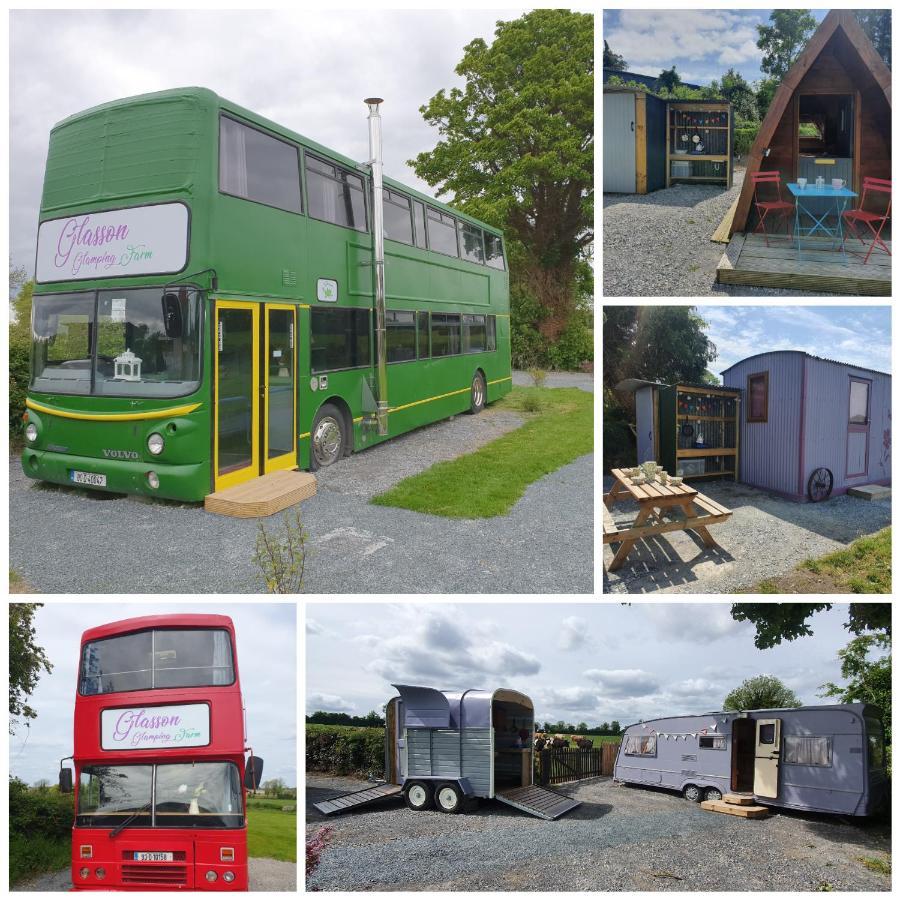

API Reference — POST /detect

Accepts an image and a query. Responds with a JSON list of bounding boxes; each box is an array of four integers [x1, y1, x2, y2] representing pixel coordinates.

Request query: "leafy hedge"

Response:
[[306, 725, 385, 776], [733, 125, 760, 157], [9, 779, 74, 884]]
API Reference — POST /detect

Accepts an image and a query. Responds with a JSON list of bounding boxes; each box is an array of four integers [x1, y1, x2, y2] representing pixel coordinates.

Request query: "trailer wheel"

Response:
[[683, 784, 702, 802], [703, 787, 723, 802], [403, 781, 433, 811], [469, 371, 486, 414], [435, 783, 463, 813]]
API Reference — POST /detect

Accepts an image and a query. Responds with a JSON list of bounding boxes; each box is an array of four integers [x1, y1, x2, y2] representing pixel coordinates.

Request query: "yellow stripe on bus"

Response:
[[26, 399, 202, 422]]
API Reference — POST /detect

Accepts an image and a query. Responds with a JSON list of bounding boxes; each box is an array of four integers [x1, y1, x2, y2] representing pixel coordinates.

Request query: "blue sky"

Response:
[[603, 8, 828, 85], [307, 603, 863, 727], [10, 603, 297, 788], [697, 306, 892, 378]]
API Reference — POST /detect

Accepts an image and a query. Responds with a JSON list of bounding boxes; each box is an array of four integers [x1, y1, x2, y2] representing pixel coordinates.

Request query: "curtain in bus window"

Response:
[[783, 735, 832, 767], [413, 201, 427, 249], [306, 156, 367, 231], [220, 117, 249, 197], [486, 315, 497, 352], [463, 314, 486, 353], [430, 313, 461, 357]]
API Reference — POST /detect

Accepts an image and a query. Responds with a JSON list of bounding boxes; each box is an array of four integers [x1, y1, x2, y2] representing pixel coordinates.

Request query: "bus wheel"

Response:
[[469, 372, 486, 413], [703, 787, 722, 802], [311, 404, 345, 470], [404, 781, 434, 811], [683, 784, 702, 802], [435, 783, 463, 813]]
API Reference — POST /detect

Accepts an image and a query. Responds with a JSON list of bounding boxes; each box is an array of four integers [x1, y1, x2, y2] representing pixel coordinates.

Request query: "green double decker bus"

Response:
[[23, 87, 511, 501]]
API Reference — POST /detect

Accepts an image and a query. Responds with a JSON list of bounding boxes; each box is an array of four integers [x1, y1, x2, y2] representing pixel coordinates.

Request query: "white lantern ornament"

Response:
[[114, 348, 142, 381]]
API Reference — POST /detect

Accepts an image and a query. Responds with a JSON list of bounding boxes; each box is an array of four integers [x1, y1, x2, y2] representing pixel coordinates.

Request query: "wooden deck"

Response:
[[716, 232, 891, 295], [204, 469, 317, 518]]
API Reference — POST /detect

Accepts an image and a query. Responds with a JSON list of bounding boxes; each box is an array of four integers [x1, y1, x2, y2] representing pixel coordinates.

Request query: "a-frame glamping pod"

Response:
[[717, 10, 891, 295]]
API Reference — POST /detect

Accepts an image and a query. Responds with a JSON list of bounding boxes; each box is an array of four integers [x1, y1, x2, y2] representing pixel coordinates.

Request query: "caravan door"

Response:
[[753, 718, 781, 798], [384, 698, 406, 784]]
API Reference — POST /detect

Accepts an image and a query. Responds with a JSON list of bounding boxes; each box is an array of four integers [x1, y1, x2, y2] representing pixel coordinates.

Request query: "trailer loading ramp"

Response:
[[312, 783, 403, 816], [495, 785, 581, 820]]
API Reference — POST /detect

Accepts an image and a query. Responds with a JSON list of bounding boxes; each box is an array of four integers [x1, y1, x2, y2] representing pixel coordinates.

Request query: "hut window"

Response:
[[849, 379, 870, 424], [783, 735, 832, 767], [698, 735, 726, 750], [623, 734, 656, 757], [747, 371, 768, 423]]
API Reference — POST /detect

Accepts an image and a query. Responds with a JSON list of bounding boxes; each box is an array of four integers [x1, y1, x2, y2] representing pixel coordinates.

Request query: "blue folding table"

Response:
[[787, 182, 857, 265]]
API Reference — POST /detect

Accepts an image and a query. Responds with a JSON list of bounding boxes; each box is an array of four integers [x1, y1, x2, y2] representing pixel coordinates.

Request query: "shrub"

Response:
[[546, 306, 594, 370], [306, 725, 385, 776], [733, 125, 760, 157], [10, 334, 30, 436], [9, 778, 74, 885], [253, 508, 308, 593]]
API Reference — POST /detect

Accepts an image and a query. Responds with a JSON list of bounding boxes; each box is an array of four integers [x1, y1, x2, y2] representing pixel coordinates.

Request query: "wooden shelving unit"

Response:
[[666, 102, 733, 188], [672, 385, 740, 481]]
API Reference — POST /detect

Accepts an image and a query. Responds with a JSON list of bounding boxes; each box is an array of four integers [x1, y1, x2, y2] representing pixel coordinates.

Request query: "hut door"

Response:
[[846, 377, 870, 478], [635, 387, 657, 464], [603, 93, 636, 193], [384, 698, 401, 784], [753, 719, 781, 798]]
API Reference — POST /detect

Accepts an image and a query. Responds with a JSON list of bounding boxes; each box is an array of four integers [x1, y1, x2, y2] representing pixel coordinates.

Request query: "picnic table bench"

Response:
[[603, 468, 733, 572]]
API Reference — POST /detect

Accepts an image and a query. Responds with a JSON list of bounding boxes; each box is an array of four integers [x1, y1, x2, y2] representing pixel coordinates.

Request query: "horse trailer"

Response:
[[614, 703, 887, 816], [313, 684, 581, 820]]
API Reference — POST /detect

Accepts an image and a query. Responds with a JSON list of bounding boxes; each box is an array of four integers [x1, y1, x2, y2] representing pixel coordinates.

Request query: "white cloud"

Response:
[[558, 616, 589, 651], [646, 604, 750, 644], [307, 693, 354, 713], [583, 668, 660, 697]]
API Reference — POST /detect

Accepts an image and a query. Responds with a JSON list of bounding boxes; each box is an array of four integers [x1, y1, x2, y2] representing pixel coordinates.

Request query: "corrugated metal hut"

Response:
[[603, 87, 667, 194], [730, 10, 891, 235], [721, 350, 891, 500]]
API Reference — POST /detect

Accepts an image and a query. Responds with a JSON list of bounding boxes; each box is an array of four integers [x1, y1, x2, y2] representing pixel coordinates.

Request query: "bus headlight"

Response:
[[147, 433, 165, 455], [147, 471, 160, 490], [205, 871, 218, 882], [79, 868, 90, 880], [223, 872, 235, 883], [25, 423, 37, 442], [95, 867, 106, 880]]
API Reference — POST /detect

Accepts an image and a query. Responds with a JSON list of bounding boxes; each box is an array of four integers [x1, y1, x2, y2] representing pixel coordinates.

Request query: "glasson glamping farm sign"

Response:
[[101, 702, 210, 750], [35, 202, 189, 282]]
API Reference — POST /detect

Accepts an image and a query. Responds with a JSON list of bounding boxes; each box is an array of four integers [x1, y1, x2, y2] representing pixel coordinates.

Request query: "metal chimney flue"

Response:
[[365, 97, 388, 436]]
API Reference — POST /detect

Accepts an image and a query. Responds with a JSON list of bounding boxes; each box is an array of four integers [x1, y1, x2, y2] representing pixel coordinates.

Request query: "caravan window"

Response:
[[699, 735, 726, 750], [783, 735, 832, 767], [747, 371, 768, 422], [758, 723, 776, 745], [865, 717, 885, 771], [623, 734, 656, 757]]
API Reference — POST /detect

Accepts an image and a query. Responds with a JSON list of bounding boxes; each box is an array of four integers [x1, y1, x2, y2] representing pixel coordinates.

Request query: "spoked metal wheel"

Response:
[[469, 371, 486, 413], [704, 787, 723, 802], [311, 403, 345, 469], [683, 784, 702, 803], [807, 467, 834, 502]]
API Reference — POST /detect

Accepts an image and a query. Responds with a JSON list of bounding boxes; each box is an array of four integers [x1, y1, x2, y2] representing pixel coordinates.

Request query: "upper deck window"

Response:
[[426, 207, 459, 257], [79, 628, 235, 695], [458, 221, 485, 264], [219, 116, 302, 214], [383, 189, 413, 245], [305, 154, 367, 232], [412, 201, 427, 249], [484, 232, 506, 270]]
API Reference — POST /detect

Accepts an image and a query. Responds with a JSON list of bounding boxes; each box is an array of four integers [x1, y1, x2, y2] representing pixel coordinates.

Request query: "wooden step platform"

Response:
[[701, 798, 770, 818], [716, 232, 891, 295], [204, 469, 317, 518], [848, 484, 891, 501], [723, 793, 756, 805]]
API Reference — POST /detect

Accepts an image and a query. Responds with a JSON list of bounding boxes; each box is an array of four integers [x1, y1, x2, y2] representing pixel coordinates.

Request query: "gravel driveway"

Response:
[[13, 858, 296, 891], [306, 774, 890, 892], [9, 373, 593, 594], [603, 478, 890, 594], [602, 167, 839, 297]]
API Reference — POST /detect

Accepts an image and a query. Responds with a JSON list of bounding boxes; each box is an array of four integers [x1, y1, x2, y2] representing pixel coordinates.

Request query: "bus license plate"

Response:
[[133, 852, 173, 862], [70, 470, 107, 487]]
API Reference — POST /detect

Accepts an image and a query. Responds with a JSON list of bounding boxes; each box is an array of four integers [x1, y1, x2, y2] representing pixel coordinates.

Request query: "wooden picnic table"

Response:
[[603, 468, 733, 572]]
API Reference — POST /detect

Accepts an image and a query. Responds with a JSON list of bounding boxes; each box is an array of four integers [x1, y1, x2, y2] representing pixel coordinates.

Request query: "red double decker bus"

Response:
[[59, 614, 263, 891]]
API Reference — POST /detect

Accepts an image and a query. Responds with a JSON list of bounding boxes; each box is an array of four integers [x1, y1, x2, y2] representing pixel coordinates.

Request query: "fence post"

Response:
[[539, 749, 549, 786]]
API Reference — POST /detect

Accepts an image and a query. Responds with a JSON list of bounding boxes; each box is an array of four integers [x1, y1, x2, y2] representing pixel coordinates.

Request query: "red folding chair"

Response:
[[842, 177, 891, 264], [750, 171, 794, 247]]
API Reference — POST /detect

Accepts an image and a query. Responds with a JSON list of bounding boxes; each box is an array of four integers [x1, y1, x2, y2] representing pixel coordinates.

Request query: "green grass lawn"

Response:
[[750, 527, 891, 594], [247, 805, 296, 863], [9, 833, 71, 886], [372, 386, 593, 518]]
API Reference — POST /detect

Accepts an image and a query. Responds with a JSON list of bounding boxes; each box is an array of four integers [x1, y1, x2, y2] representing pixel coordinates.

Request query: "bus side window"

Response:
[[310, 308, 372, 373], [385, 310, 416, 362], [427, 207, 459, 257], [484, 233, 505, 270], [413, 201, 427, 250], [462, 314, 486, 353], [383, 190, 413, 245], [416, 311, 429, 358], [486, 315, 497, 352], [305, 154, 368, 232], [458, 222, 485, 264], [431, 313, 461, 357]]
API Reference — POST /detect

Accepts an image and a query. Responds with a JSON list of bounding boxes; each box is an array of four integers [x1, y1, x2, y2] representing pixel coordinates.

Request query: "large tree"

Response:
[[723, 675, 802, 711], [756, 9, 817, 80], [9, 604, 52, 734], [412, 9, 593, 341], [711, 68, 758, 122], [731, 603, 890, 649], [657, 65, 682, 92], [603, 39, 627, 71]]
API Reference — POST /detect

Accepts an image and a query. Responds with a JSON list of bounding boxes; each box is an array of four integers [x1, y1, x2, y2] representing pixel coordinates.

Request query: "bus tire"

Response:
[[683, 784, 702, 802], [469, 371, 486, 414], [404, 781, 434, 811], [310, 403, 346, 470], [434, 782, 463, 813]]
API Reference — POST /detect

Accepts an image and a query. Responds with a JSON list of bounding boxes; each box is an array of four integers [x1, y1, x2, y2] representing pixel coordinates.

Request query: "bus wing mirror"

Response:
[[59, 768, 74, 794], [245, 756, 264, 790], [161, 292, 183, 338]]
